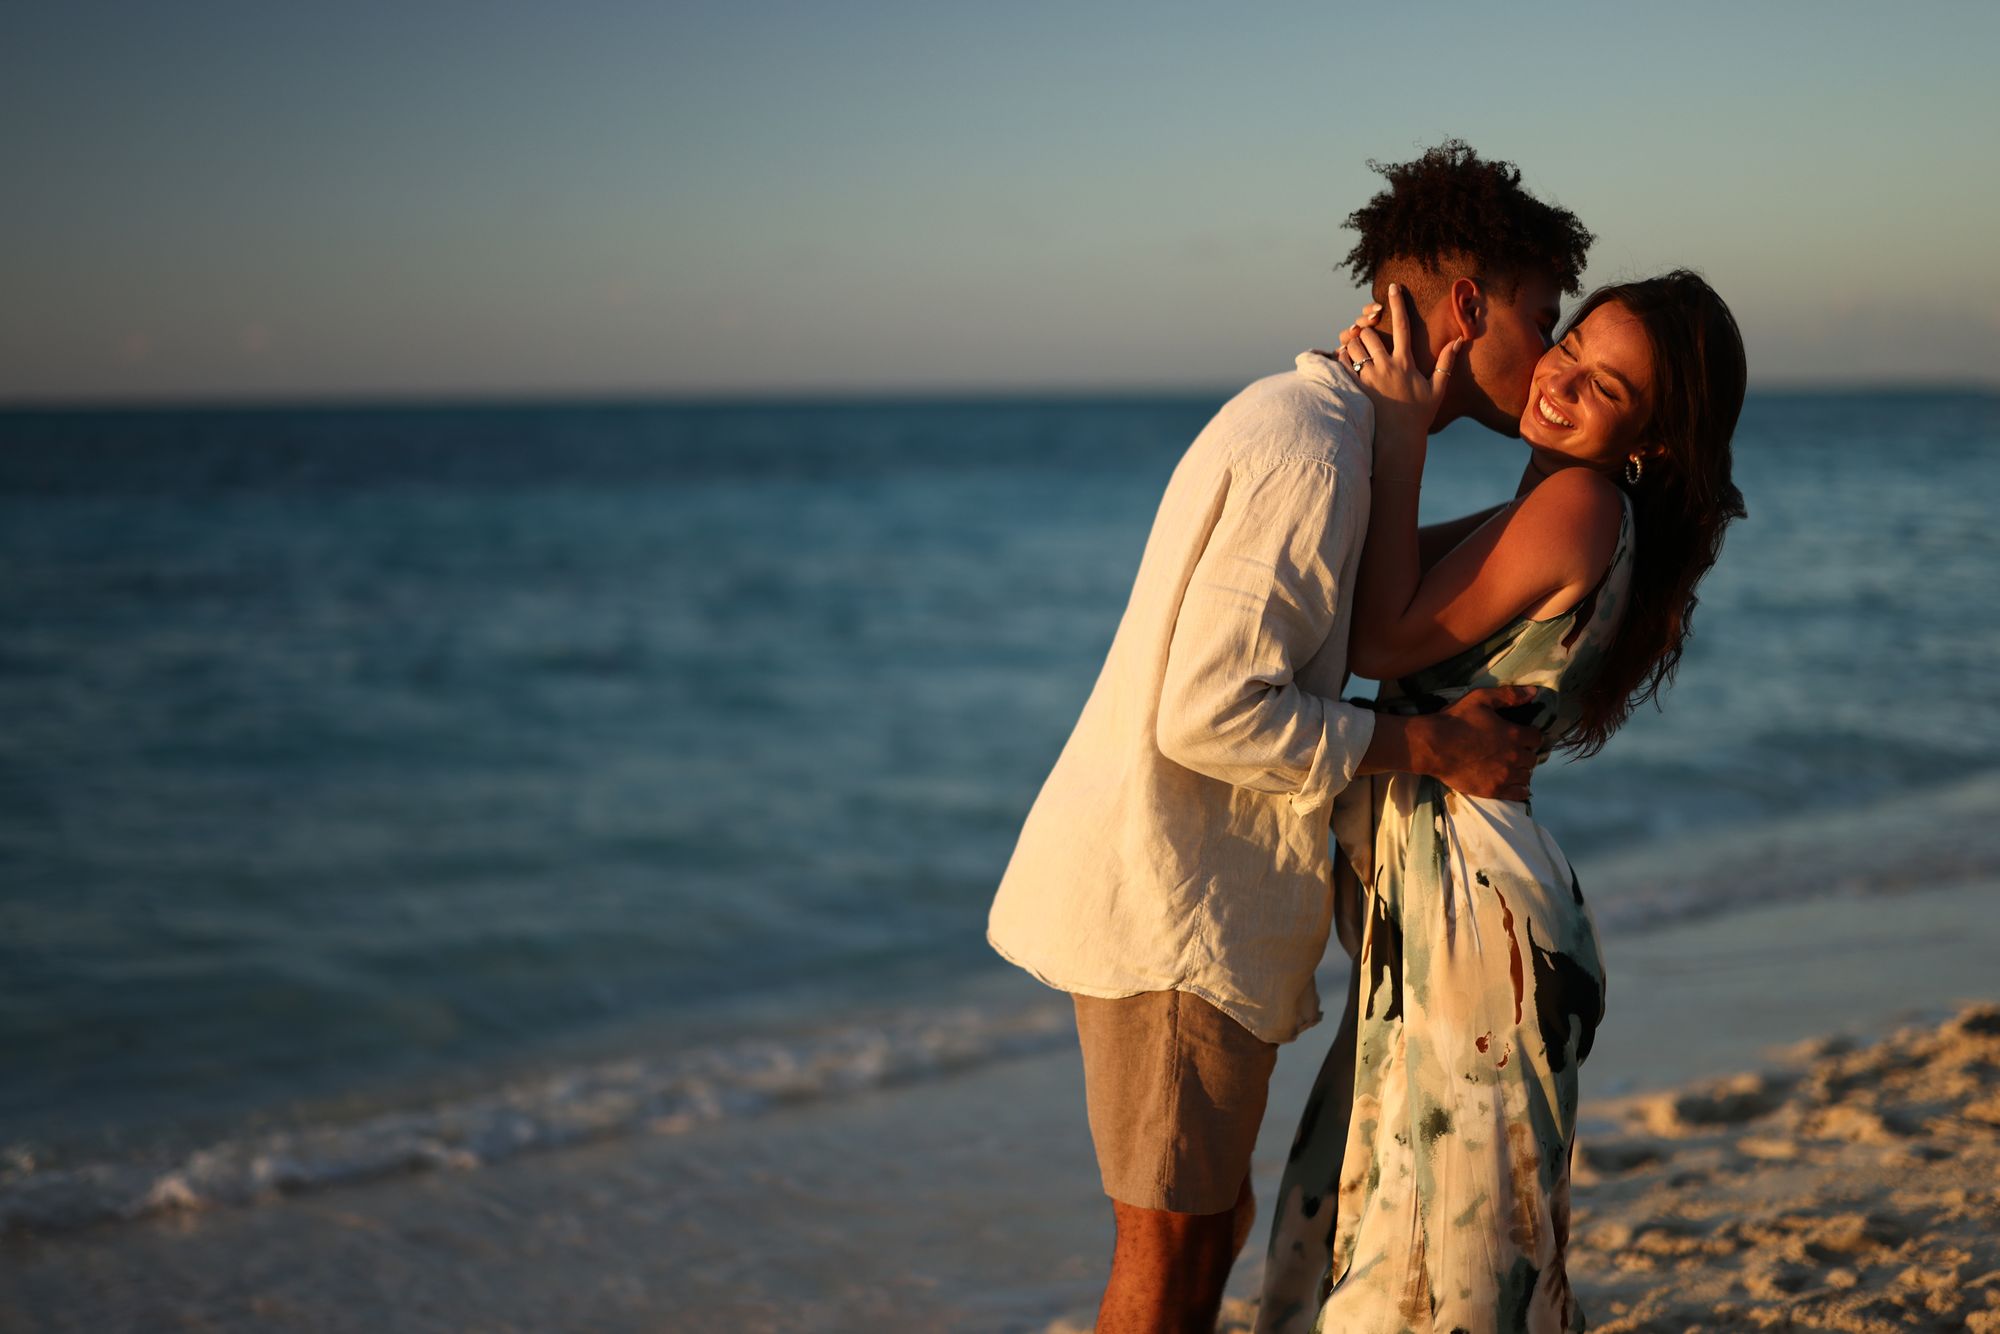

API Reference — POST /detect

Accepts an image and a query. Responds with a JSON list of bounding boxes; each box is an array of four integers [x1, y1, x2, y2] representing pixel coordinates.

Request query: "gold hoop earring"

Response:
[[1624, 453, 1644, 485]]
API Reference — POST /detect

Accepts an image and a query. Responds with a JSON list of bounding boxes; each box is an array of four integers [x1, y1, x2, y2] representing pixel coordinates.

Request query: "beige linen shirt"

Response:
[[987, 352, 1378, 1044]]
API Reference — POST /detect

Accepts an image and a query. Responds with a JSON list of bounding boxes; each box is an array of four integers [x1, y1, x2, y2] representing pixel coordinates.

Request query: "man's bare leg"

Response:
[[1095, 1174, 1256, 1333]]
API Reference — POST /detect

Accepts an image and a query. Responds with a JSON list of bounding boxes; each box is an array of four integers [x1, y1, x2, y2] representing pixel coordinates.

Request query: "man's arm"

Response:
[[1357, 695, 1543, 803], [1153, 454, 1376, 817], [1152, 452, 1540, 809]]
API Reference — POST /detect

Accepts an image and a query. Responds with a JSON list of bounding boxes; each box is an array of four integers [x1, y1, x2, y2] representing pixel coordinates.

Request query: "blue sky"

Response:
[[2, 1, 1995, 402]]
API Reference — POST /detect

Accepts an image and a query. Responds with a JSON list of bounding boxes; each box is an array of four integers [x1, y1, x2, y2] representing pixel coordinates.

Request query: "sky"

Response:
[[2, 0, 1996, 403]]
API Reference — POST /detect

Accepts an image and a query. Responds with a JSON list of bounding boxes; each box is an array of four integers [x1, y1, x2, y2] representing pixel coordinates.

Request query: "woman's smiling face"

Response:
[[1519, 301, 1658, 469]]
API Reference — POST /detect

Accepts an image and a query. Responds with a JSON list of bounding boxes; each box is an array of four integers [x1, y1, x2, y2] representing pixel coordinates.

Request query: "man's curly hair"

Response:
[[1342, 139, 1594, 297]]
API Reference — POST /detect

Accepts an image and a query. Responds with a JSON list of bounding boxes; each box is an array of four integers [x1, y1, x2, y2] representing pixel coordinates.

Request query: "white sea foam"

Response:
[[6, 770, 1996, 1239], [0, 1000, 1073, 1236]]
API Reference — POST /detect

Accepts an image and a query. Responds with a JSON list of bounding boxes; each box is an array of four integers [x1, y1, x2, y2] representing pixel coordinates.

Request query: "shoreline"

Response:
[[14, 765, 1998, 1245], [4, 875, 1998, 1332]]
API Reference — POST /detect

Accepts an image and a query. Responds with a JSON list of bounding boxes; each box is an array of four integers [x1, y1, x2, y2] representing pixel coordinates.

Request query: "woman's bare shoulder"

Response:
[[1511, 466, 1624, 573]]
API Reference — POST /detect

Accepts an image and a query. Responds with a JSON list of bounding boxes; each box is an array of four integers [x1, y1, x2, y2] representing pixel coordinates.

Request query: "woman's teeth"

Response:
[[1537, 395, 1574, 429]]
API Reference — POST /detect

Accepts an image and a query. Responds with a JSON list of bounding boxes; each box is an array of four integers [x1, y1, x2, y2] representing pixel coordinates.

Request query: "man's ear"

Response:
[[1447, 277, 1486, 342]]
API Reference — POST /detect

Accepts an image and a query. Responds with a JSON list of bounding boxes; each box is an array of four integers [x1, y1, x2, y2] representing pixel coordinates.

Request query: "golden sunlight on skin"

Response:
[[1518, 305, 1659, 475], [1453, 271, 1564, 434]]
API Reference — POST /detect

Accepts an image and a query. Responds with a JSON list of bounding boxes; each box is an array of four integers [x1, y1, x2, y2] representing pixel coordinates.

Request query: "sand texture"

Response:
[[6, 882, 1997, 1332], [1145, 1003, 2000, 1334], [1569, 1002, 2000, 1333]]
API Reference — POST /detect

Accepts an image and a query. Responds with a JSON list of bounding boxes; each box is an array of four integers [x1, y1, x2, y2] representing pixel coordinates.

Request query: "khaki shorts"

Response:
[[1071, 989, 1279, 1215]]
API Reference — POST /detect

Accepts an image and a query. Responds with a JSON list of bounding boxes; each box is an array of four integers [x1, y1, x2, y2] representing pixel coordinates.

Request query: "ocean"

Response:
[[3, 386, 1998, 1235]]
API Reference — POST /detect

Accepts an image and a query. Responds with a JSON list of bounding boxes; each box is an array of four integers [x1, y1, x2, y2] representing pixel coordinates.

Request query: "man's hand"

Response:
[[1409, 686, 1544, 802]]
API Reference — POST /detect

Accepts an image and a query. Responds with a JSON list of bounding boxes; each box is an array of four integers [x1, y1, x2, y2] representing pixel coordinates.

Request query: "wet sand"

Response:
[[4, 877, 1998, 1333]]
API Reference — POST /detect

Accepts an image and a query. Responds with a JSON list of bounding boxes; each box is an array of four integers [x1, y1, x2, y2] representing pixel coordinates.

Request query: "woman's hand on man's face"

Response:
[[1309, 302, 1383, 362], [1343, 301, 1384, 341], [1345, 284, 1463, 446]]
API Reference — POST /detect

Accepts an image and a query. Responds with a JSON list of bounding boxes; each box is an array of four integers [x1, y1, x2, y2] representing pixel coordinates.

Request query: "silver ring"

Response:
[[1351, 357, 1370, 372]]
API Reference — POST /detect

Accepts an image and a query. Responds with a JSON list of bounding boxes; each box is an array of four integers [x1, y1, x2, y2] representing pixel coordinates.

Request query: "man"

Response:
[[987, 141, 1594, 1333]]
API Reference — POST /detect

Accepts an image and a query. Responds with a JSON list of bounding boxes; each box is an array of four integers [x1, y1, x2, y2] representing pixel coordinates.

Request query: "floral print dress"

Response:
[[1257, 491, 1632, 1334]]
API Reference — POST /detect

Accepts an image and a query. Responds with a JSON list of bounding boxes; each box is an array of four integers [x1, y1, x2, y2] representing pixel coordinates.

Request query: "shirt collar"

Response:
[[1295, 349, 1368, 393]]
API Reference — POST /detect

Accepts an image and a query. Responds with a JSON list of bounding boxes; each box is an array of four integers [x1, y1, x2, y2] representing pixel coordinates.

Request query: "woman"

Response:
[[1257, 270, 1748, 1333]]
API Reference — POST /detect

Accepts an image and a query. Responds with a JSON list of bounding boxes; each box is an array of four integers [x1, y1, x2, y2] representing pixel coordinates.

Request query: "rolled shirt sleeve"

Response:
[[1154, 453, 1377, 816]]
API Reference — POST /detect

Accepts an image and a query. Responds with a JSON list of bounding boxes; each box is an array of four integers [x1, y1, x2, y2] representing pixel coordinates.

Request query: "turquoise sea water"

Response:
[[2, 388, 1996, 1230]]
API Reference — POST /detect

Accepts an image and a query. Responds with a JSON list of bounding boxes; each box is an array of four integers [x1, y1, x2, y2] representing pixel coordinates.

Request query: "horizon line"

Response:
[[3, 377, 1996, 415]]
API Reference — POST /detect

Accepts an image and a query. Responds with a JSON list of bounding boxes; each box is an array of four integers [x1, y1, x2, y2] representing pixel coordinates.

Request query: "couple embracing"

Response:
[[987, 140, 1747, 1334]]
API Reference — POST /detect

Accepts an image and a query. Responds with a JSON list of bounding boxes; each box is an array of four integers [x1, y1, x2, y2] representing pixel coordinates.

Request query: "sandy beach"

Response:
[[1109, 877, 2000, 1334], [7, 3, 1998, 1327], [1187, 1001, 2000, 1334], [2, 869, 1995, 1333], [1562, 1000, 2000, 1333]]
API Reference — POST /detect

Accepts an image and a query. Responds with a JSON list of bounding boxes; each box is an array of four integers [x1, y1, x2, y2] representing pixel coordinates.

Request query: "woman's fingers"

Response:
[[1337, 304, 1382, 341], [1330, 304, 1383, 359], [1331, 302, 1390, 372], [1387, 284, 1412, 360], [1314, 321, 1368, 361], [1338, 330, 1368, 371], [1354, 324, 1390, 364], [1431, 336, 1467, 397]]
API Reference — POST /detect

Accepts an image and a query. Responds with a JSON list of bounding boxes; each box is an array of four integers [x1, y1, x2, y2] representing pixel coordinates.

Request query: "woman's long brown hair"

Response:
[[1560, 269, 1748, 758]]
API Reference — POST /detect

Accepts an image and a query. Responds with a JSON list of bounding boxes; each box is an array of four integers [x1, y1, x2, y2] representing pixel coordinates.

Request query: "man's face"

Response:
[[1459, 271, 1563, 437]]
